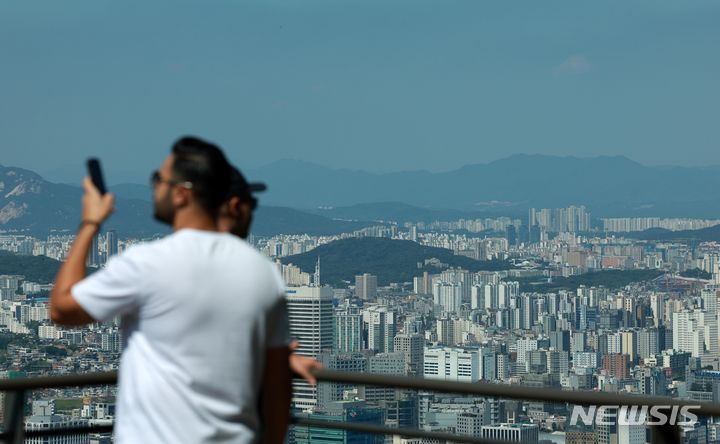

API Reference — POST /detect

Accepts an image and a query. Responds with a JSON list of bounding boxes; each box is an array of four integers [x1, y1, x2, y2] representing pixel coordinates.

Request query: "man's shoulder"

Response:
[[106, 234, 185, 269], [230, 237, 270, 262], [230, 238, 280, 276], [224, 238, 284, 292], [117, 237, 168, 258]]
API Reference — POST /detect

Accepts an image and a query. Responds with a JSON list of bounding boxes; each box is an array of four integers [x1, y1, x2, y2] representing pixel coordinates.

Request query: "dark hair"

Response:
[[226, 167, 254, 207], [171, 136, 232, 216]]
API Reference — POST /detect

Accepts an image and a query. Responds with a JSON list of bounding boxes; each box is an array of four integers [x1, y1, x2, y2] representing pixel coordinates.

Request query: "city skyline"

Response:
[[4, 208, 720, 443]]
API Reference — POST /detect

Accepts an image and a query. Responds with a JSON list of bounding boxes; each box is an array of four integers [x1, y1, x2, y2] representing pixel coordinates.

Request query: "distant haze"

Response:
[[1, 0, 719, 181]]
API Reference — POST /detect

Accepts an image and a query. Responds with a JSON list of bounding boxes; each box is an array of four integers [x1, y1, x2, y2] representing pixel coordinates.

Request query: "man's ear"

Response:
[[172, 186, 191, 207], [238, 199, 254, 220], [227, 196, 242, 218]]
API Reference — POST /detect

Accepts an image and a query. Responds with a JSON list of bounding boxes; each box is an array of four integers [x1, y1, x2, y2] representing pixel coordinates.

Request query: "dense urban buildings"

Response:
[[2, 206, 720, 443]]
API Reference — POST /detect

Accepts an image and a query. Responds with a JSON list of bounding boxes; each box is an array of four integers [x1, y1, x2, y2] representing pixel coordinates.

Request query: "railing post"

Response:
[[2, 390, 26, 444]]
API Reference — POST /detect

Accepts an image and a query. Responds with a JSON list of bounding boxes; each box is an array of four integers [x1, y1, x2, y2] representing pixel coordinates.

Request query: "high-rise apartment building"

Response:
[[334, 304, 362, 353], [673, 310, 707, 357], [355, 273, 378, 300], [529, 206, 590, 233], [363, 305, 396, 353], [413, 272, 432, 295], [433, 282, 463, 313]]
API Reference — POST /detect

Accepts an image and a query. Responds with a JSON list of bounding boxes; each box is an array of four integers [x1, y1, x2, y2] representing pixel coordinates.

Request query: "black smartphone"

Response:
[[86, 158, 107, 195]]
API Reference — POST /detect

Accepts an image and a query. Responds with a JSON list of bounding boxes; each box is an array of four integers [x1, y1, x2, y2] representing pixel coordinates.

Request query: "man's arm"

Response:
[[289, 340, 323, 384], [50, 223, 99, 325], [50, 177, 114, 326], [261, 346, 292, 444]]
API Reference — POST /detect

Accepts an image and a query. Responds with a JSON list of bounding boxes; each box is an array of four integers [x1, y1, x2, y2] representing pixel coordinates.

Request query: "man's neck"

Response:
[[172, 208, 218, 232]]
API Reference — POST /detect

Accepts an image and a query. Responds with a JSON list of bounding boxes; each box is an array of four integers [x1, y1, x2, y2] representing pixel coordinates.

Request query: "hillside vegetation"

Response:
[[282, 237, 510, 286]]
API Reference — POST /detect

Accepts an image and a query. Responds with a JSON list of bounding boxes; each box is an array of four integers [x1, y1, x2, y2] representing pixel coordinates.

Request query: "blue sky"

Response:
[[1, 0, 718, 183]]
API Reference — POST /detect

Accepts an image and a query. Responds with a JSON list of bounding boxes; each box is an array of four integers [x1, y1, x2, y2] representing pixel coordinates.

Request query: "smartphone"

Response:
[[86, 158, 107, 195]]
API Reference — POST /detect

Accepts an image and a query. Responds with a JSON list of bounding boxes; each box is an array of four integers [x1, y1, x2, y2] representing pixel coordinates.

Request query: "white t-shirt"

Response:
[[72, 229, 288, 444]]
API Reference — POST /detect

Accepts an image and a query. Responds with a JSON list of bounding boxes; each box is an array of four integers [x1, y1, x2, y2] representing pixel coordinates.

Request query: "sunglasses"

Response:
[[150, 171, 193, 189]]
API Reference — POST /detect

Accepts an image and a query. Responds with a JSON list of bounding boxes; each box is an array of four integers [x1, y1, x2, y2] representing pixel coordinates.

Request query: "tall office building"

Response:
[[393, 334, 425, 376], [355, 273, 378, 300], [286, 286, 334, 410], [423, 347, 480, 382], [364, 352, 407, 402], [87, 235, 100, 267]]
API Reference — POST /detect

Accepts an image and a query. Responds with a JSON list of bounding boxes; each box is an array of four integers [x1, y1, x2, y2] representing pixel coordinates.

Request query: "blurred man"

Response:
[[50, 137, 290, 444], [218, 166, 323, 384]]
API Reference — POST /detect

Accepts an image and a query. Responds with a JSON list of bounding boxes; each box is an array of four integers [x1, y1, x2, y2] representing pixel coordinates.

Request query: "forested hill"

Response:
[[281, 237, 511, 286], [0, 251, 62, 284]]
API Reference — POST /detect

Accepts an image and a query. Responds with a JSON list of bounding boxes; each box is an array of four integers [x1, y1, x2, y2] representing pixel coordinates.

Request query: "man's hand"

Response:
[[289, 340, 323, 384], [82, 176, 115, 223]]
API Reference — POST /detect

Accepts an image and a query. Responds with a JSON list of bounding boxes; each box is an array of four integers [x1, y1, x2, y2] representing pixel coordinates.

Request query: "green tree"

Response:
[[25, 321, 41, 336]]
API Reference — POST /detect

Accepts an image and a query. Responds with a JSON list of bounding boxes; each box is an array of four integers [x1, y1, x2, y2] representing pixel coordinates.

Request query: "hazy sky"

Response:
[[1, 0, 718, 183]]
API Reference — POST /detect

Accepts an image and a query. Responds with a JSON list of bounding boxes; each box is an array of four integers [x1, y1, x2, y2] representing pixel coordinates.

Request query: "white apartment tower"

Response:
[[355, 273, 378, 300]]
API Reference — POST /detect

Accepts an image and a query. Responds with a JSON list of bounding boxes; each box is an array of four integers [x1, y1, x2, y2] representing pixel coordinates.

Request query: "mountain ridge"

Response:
[[246, 155, 720, 217], [7, 153, 720, 229], [0, 165, 379, 237]]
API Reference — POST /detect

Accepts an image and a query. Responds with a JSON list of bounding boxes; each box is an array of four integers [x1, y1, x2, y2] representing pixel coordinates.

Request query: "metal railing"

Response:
[[1, 372, 117, 444], [2, 369, 715, 443]]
